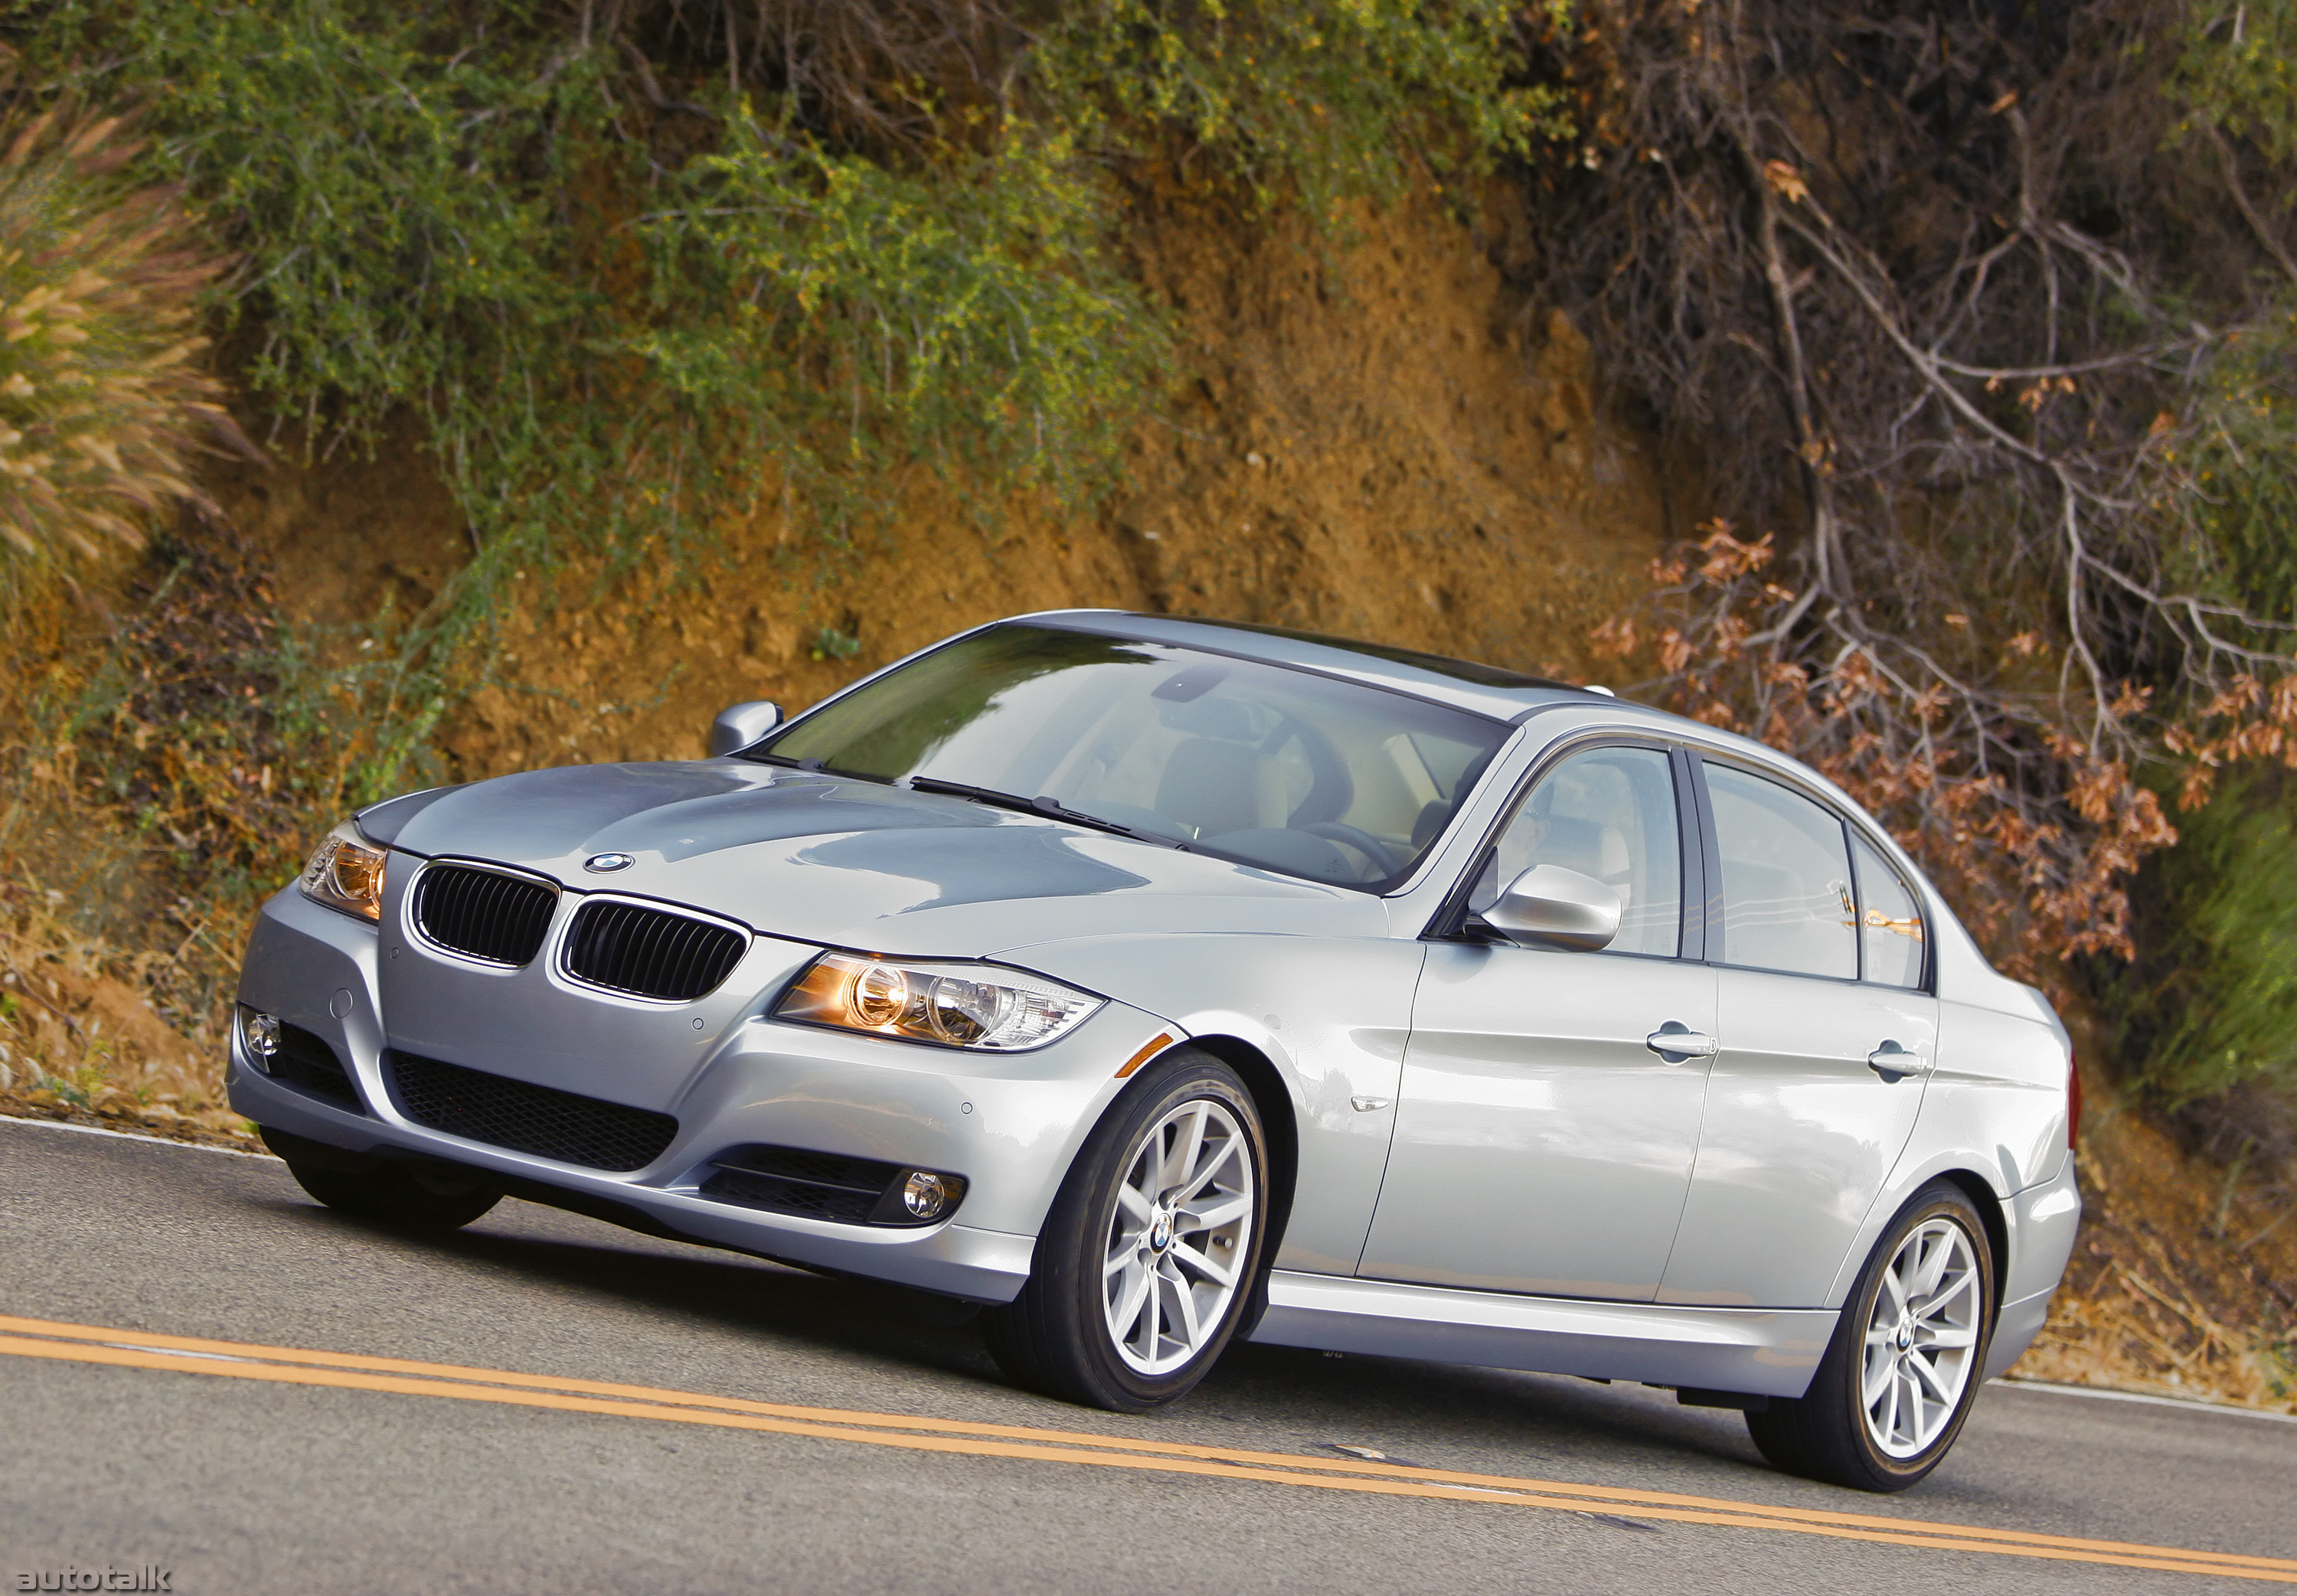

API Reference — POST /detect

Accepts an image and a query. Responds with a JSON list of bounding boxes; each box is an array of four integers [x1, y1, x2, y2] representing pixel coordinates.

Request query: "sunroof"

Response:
[[1156, 615, 1574, 691]]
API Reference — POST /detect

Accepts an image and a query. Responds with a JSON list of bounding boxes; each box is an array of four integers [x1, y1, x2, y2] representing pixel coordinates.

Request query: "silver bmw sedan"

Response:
[[232, 610, 2080, 1492]]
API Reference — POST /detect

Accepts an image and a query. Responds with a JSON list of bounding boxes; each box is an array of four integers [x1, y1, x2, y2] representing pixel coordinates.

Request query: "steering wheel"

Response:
[[1304, 821, 1402, 878]]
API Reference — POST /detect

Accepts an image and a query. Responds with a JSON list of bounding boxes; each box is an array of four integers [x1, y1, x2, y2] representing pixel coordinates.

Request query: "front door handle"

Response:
[[1646, 1023, 1718, 1064], [1867, 1040, 1927, 1082]]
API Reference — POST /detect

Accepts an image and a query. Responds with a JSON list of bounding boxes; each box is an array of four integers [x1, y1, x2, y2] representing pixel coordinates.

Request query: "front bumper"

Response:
[[230, 884, 1160, 1303]]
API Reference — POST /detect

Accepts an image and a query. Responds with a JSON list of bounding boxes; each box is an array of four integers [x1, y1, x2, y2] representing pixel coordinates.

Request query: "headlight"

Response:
[[297, 820, 387, 923], [776, 952, 1103, 1051]]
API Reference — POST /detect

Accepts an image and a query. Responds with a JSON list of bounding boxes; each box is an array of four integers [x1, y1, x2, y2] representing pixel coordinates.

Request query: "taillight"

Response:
[[2067, 1053, 2083, 1151]]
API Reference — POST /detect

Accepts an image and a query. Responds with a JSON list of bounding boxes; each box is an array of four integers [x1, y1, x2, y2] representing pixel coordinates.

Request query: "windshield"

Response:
[[756, 624, 1511, 890]]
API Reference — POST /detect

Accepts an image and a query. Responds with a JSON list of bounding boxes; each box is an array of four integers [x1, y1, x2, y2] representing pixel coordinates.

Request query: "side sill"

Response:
[[1248, 1270, 1838, 1399]]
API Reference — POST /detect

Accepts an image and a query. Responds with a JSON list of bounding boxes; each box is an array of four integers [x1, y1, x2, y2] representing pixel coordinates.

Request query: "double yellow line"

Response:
[[4, 1312, 2291, 1582]]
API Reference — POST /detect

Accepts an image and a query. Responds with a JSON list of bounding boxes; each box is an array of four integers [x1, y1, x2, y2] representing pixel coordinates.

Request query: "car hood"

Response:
[[380, 760, 1386, 955]]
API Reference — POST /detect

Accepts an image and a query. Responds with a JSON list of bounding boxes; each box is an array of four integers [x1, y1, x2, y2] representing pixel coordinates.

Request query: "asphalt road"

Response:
[[5, 1117, 2293, 1596]]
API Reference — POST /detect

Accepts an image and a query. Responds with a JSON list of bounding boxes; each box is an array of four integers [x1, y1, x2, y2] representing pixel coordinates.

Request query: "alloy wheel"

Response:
[[1100, 1098, 1256, 1376], [1860, 1216, 1982, 1457]]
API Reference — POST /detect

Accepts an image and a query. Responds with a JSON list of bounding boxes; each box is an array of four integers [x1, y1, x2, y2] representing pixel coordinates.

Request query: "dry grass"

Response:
[[2009, 1053, 2297, 1413], [0, 95, 253, 564], [0, 870, 237, 1131]]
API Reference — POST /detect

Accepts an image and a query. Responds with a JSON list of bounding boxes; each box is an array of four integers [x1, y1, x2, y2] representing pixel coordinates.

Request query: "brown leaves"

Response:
[[1584, 517, 2235, 984], [1760, 159, 1808, 204]]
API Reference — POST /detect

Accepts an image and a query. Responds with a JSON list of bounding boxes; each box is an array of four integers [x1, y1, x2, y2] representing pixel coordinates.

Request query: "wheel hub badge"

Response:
[[1896, 1317, 1914, 1353], [1148, 1210, 1173, 1253]]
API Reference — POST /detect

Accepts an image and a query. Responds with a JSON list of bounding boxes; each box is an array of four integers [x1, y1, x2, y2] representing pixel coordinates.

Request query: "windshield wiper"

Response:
[[906, 777, 1184, 848]]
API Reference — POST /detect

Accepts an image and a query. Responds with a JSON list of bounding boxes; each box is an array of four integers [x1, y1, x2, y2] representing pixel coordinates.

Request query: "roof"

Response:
[[1018, 609, 1603, 722]]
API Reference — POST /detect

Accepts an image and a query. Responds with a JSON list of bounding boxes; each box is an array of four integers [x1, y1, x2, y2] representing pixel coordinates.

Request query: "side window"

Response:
[[1704, 762, 1855, 980], [1470, 746, 1683, 957], [1851, 832, 1927, 989]]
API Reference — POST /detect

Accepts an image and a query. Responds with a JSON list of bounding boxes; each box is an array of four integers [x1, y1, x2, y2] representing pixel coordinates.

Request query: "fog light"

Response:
[[241, 1010, 280, 1069], [902, 1170, 949, 1220]]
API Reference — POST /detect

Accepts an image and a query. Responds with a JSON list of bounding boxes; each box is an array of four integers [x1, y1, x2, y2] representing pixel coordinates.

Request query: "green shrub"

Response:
[[627, 113, 1170, 514], [2112, 767, 2297, 1106], [1037, 0, 1571, 220]]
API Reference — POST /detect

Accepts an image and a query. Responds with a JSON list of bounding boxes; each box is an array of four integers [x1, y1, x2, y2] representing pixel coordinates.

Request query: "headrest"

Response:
[[1158, 696, 1274, 743]]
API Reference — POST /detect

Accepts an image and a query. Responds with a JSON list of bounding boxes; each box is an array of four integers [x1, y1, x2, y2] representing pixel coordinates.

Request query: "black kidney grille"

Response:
[[414, 864, 557, 967], [384, 1050, 678, 1173], [270, 1022, 364, 1111], [563, 900, 747, 1002]]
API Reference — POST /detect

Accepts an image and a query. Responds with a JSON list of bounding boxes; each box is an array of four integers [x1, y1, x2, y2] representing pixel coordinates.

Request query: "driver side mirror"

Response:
[[709, 700, 783, 757], [1482, 863, 1622, 952]]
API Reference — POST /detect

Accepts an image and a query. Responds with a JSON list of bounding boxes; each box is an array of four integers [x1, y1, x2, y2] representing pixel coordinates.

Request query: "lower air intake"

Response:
[[697, 1144, 964, 1227], [384, 1050, 677, 1173], [271, 1022, 364, 1111], [562, 899, 747, 1002]]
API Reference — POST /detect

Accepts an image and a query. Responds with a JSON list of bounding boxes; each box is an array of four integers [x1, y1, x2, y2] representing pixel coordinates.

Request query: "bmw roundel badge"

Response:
[[583, 852, 636, 873]]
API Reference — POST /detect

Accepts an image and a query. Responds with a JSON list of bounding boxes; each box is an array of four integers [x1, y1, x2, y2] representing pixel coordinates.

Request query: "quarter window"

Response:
[[1704, 762, 1856, 980], [1470, 746, 1683, 957], [1851, 831, 1926, 988]]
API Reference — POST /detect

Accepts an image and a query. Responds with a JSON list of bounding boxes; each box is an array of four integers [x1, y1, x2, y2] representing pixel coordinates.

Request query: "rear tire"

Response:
[[1746, 1180, 1995, 1492], [982, 1049, 1268, 1412], [263, 1125, 503, 1231]]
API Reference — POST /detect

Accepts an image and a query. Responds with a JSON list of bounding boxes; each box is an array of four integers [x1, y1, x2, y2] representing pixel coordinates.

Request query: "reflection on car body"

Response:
[[233, 610, 2080, 1492]]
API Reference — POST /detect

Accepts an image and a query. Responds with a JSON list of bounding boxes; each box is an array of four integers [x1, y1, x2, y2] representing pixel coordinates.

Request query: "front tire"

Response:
[[263, 1126, 503, 1231], [1746, 1180, 1995, 1492], [982, 1049, 1268, 1412]]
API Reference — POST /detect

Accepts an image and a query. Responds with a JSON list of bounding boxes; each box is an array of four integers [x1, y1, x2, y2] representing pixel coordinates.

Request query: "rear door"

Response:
[[1657, 759, 1937, 1307], [1358, 741, 1717, 1301]]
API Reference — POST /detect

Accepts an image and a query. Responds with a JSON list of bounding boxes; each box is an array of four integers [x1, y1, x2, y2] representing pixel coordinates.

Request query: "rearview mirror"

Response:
[[1483, 863, 1621, 952], [709, 700, 783, 757]]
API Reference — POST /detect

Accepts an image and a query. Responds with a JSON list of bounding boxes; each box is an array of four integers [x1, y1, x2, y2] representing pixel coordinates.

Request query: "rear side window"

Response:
[[1851, 831, 1926, 988], [1704, 762, 1855, 980]]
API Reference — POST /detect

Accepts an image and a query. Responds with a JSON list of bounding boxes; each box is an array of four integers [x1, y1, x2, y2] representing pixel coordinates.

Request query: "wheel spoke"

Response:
[[1875, 1368, 1901, 1443], [1162, 1257, 1204, 1350], [1114, 1181, 1155, 1225], [1915, 1324, 1978, 1350], [1907, 1350, 1959, 1408], [1915, 1270, 1975, 1326], [1178, 1134, 1235, 1203], [1168, 1239, 1236, 1291], [1177, 1191, 1251, 1232], [1163, 1104, 1207, 1194], [1109, 1261, 1152, 1349], [1862, 1348, 1897, 1405], [1877, 1265, 1910, 1320], [1912, 1226, 1952, 1297]]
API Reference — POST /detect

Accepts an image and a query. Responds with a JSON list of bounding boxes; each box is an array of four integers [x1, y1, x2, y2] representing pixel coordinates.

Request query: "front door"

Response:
[[1658, 762, 1938, 1307], [1358, 744, 1716, 1301]]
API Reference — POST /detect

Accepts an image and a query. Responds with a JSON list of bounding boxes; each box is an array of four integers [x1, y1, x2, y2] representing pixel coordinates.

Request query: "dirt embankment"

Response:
[[209, 183, 1669, 779]]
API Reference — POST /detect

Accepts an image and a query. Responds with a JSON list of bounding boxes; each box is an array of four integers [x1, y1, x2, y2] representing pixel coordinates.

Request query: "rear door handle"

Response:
[[1646, 1023, 1717, 1063], [1867, 1041, 1927, 1082]]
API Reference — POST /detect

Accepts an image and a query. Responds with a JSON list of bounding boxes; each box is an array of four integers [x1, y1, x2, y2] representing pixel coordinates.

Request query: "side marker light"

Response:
[[1115, 1032, 1177, 1079]]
